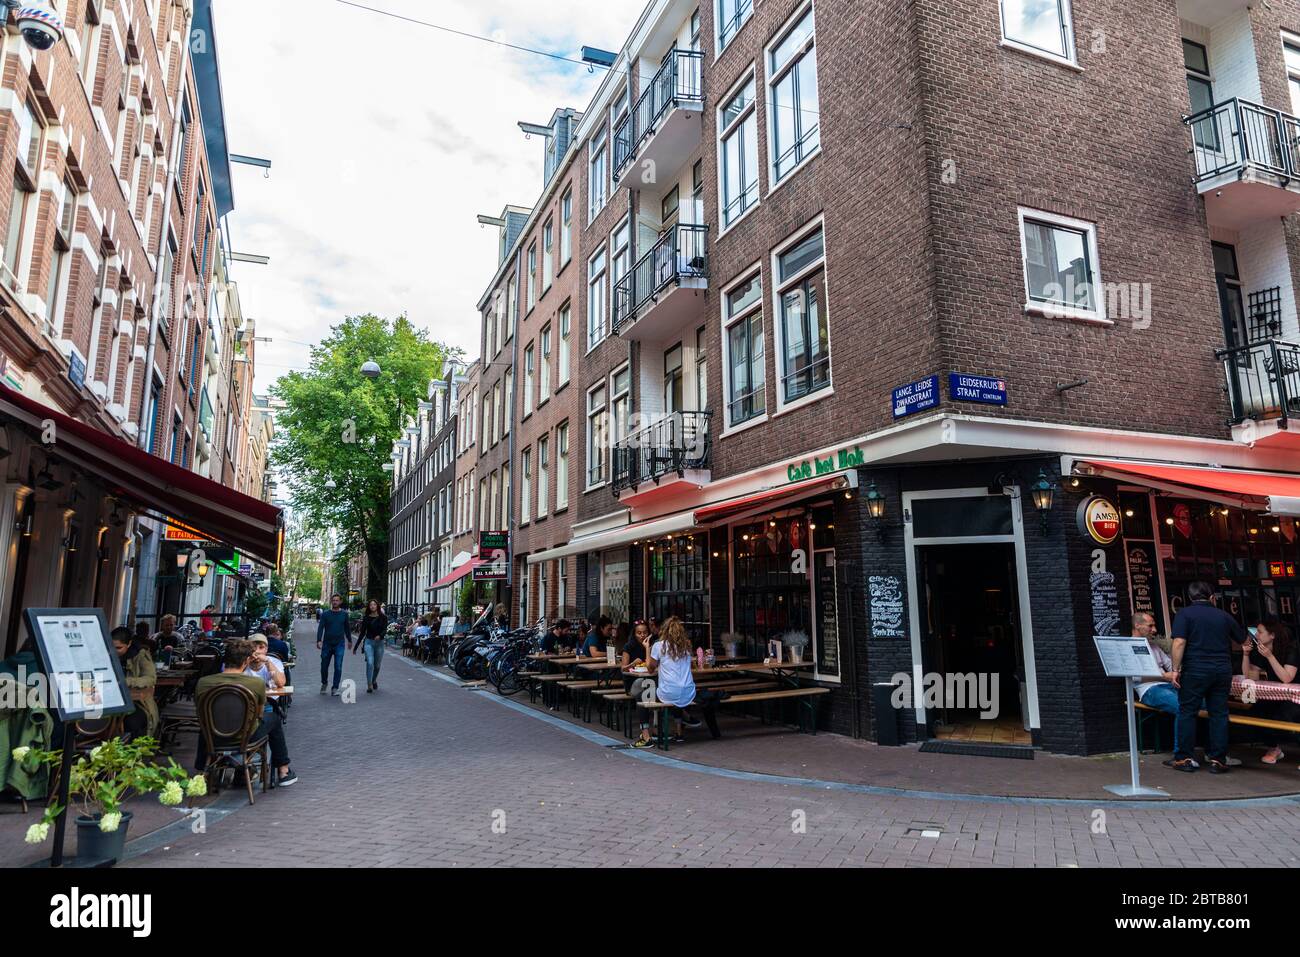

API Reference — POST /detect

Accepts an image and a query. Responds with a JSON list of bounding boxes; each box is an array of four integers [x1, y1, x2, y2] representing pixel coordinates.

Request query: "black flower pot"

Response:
[[74, 811, 133, 864]]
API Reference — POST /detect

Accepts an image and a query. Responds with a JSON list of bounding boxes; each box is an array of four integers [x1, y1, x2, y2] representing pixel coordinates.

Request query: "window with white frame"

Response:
[[611, 83, 630, 138], [5, 100, 43, 290], [521, 448, 532, 524], [589, 127, 608, 221], [492, 382, 502, 445], [611, 365, 631, 447], [537, 435, 550, 519], [611, 217, 631, 293], [523, 344, 535, 416], [527, 242, 537, 312], [1285, 35, 1300, 115], [719, 0, 753, 52], [503, 370, 513, 435], [46, 179, 75, 335], [1018, 208, 1104, 321], [539, 561, 548, 623], [767, 5, 820, 186], [500, 462, 510, 528], [561, 188, 573, 264], [724, 272, 765, 426], [543, 218, 554, 290], [506, 274, 517, 340], [540, 324, 552, 402], [999, 0, 1075, 64], [489, 471, 499, 531], [587, 383, 608, 487], [588, 246, 608, 349], [774, 223, 830, 405], [559, 303, 572, 385], [557, 422, 570, 509], [720, 73, 759, 228], [479, 476, 489, 532]]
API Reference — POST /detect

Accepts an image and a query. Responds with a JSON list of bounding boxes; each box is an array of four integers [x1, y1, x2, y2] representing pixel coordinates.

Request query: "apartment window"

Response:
[[1018, 208, 1104, 322], [506, 275, 517, 340], [588, 246, 608, 349], [719, 0, 753, 51], [774, 223, 831, 405], [612, 365, 631, 446], [45, 180, 75, 334], [559, 557, 569, 615], [611, 217, 631, 300], [78, 0, 101, 84], [521, 448, 532, 525], [557, 422, 570, 509], [561, 188, 573, 264], [481, 394, 490, 449], [768, 5, 820, 186], [611, 84, 630, 135], [500, 463, 510, 530], [542, 218, 554, 290], [662, 186, 680, 226], [1285, 37, 1300, 115], [587, 384, 608, 487], [489, 471, 499, 531], [486, 303, 497, 362], [146, 379, 162, 454], [540, 324, 552, 402], [537, 435, 550, 519], [527, 242, 537, 312], [4, 101, 43, 290], [478, 477, 488, 534], [695, 325, 708, 412], [725, 272, 765, 426], [559, 303, 572, 385], [999, 0, 1075, 63], [663, 346, 683, 413], [503, 370, 512, 436], [524, 343, 535, 416], [1184, 40, 1216, 149], [589, 127, 608, 221], [718, 75, 760, 231]]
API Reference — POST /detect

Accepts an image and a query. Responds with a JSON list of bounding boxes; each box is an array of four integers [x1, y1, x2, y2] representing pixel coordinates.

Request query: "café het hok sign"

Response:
[[787, 444, 866, 483]]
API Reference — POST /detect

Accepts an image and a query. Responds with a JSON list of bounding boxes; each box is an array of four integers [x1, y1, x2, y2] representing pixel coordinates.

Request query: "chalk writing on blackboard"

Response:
[[1091, 570, 1121, 637], [869, 575, 905, 639]]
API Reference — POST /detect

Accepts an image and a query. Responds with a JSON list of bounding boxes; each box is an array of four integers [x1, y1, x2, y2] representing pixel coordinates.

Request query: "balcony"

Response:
[[612, 224, 708, 341], [612, 411, 711, 503], [1185, 99, 1300, 229], [1218, 338, 1300, 447], [612, 47, 703, 192]]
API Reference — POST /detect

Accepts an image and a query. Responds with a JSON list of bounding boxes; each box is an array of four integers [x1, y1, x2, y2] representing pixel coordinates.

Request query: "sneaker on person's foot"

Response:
[[1225, 756, 1241, 767], [319, 684, 327, 695], [1207, 758, 1231, 774], [330, 686, 340, 696], [681, 714, 703, 729], [366, 685, 373, 693], [277, 768, 298, 787], [632, 738, 655, 749], [1262, 747, 1284, 765], [1163, 757, 1198, 772]]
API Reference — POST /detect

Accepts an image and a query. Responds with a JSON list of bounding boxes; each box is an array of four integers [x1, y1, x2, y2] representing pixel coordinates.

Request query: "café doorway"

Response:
[[917, 543, 1029, 745]]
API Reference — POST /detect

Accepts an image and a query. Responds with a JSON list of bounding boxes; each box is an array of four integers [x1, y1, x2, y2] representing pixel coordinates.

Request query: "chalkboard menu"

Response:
[[814, 553, 840, 675], [869, 575, 905, 639], [1090, 570, 1121, 637], [1124, 541, 1166, 636]]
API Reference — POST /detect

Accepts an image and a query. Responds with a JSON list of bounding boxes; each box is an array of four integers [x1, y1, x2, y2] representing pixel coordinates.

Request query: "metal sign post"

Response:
[[1093, 636, 1169, 799]]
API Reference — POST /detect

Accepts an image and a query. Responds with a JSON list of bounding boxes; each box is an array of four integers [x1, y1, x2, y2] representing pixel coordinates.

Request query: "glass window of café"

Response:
[[1155, 497, 1300, 632], [645, 533, 709, 647], [730, 503, 839, 675]]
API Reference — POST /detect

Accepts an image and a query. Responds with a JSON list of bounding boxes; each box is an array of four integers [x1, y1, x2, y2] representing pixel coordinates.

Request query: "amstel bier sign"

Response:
[[1077, 496, 1121, 545]]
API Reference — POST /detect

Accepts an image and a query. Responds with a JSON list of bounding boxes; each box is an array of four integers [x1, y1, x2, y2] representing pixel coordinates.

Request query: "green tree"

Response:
[[271, 315, 451, 599]]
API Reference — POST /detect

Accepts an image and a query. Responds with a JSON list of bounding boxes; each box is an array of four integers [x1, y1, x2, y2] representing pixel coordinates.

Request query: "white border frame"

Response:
[[719, 261, 769, 436], [902, 487, 1041, 733], [1017, 206, 1110, 326], [770, 214, 835, 416], [716, 64, 761, 237], [764, 0, 822, 196], [998, 0, 1078, 69]]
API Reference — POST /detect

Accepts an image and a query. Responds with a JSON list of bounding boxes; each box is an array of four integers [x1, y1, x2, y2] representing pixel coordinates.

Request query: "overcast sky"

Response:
[[211, 0, 645, 392]]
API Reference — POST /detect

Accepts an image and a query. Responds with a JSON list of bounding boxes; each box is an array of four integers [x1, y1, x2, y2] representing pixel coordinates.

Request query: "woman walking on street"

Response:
[[353, 599, 389, 693]]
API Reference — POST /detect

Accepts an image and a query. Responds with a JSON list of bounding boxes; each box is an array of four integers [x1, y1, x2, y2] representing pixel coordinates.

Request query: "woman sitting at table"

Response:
[[112, 627, 158, 740], [1242, 619, 1300, 766], [647, 617, 720, 743], [623, 620, 654, 748], [579, 616, 613, 658]]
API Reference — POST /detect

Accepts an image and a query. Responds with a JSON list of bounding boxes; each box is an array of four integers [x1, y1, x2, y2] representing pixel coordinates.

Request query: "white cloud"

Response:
[[211, 0, 644, 391]]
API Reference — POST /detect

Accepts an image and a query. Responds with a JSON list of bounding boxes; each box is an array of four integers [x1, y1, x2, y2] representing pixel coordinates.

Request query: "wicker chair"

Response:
[[196, 684, 269, 805]]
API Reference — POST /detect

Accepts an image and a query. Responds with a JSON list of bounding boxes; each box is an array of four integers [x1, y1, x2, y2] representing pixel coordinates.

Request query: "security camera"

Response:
[[12, 3, 64, 51]]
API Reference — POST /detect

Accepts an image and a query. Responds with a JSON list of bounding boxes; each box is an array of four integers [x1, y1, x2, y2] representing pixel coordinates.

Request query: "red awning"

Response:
[[1, 384, 284, 567], [693, 473, 854, 526], [1076, 458, 1300, 515], [428, 558, 482, 590]]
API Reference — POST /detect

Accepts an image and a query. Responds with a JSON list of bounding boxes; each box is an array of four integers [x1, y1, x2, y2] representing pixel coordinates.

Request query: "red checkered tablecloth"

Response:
[[1231, 675, 1300, 706]]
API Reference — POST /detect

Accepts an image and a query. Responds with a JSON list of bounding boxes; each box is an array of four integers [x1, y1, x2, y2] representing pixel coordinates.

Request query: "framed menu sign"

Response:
[[869, 575, 905, 639], [1124, 540, 1165, 636], [23, 608, 132, 722], [814, 552, 840, 676]]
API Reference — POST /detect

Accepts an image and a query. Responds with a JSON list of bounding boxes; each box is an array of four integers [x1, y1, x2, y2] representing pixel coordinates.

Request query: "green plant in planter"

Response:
[[781, 631, 810, 661], [12, 736, 207, 845]]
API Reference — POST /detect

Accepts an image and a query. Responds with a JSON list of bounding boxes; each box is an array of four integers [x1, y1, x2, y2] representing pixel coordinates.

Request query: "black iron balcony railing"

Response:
[[612, 224, 708, 332], [1218, 338, 1300, 427], [1185, 98, 1300, 184], [613, 47, 704, 176], [612, 411, 712, 495]]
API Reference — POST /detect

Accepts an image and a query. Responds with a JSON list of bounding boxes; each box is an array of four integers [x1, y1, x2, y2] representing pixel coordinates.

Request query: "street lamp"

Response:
[[360, 360, 381, 379], [1030, 469, 1057, 535]]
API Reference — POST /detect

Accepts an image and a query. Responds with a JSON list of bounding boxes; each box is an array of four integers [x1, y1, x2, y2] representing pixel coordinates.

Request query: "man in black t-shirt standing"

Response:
[[1166, 581, 1243, 774]]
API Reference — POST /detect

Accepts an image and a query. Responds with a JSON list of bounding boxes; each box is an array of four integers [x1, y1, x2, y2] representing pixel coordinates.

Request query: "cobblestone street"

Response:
[[100, 622, 1300, 868]]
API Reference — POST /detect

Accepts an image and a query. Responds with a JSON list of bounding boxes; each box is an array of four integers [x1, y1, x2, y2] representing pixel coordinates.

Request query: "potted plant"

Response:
[[782, 631, 810, 664], [12, 736, 206, 863], [720, 632, 744, 659]]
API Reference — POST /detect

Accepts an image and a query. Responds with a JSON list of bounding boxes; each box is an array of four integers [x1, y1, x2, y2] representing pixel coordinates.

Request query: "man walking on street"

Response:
[[317, 593, 350, 696], [1166, 581, 1243, 774]]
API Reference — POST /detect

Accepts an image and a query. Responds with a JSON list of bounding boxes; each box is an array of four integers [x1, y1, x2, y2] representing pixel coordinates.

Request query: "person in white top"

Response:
[[648, 617, 720, 742]]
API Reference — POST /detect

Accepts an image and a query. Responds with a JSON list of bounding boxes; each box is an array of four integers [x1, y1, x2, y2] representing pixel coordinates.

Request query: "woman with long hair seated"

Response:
[[1242, 618, 1300, 766], [647, 616, 720, 743]]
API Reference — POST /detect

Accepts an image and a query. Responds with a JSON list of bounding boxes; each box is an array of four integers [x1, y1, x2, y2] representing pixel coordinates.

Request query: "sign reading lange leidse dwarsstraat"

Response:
[[892, 376, 939, 419]]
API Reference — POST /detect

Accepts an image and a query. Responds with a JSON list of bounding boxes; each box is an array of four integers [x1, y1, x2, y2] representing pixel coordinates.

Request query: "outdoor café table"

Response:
[[731, 660, 816, 689], [1231, 674, 1300, 706], [576, 660, 624, 688]]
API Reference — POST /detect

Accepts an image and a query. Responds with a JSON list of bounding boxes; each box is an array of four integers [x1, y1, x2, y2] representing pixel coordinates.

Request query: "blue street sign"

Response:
[[68, 351, 86, 389], [948, 373, 1008, 406], [892, 375, 940, 419]]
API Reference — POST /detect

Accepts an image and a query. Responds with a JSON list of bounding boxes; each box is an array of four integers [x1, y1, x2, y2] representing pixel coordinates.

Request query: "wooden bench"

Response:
[[1134, 700, 1300, 752], [596, 680, 780, 735], [636, 686, 829, 749]]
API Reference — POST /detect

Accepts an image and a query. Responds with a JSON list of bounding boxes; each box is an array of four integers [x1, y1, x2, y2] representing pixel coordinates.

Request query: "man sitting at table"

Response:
[[245, 634, 287, 690], [1130, 613, 1185, 756], [195, 640, 297, 788], [152, 614, 180, 659], [538, 620, 569, 654], [263, 624, 292, 664], [1241, 619, 1300, 767]]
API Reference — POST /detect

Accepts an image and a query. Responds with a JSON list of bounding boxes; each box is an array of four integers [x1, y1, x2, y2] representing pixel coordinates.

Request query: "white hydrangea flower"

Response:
[[24, 822, 49, 844], [159, 781, 184, 806], [185, 775, 207, 797], [98, 811, 122, 833], [11, 746, 30, 761]]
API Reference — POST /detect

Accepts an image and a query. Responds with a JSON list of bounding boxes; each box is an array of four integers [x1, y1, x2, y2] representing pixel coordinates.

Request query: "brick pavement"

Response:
[[107, 621, 1300, 868]]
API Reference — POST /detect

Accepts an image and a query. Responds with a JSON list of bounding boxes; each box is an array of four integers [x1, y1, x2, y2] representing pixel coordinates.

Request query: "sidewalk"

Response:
[[466, 665, 1300, 803]]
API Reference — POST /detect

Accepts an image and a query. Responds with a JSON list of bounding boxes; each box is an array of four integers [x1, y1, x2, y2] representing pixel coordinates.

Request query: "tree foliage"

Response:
[[270, 314, 450, 597]]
